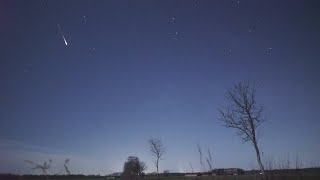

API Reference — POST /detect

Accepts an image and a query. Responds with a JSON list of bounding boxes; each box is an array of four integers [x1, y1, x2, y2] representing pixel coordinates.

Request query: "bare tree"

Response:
[[189, 161, 194, 173], [64, 158, 71, 175], [294, 154, 303, 177], [219, 81, 266, 178], [264, 156, 276, 179], [206, 149, 213, 170], [139, 161, 147, 175], [197, 144, 206, 170], [295, 155, 302, 170], [148, 138, 165, 174], [24, 159, 52, 175], [265, 156, 275, 171]]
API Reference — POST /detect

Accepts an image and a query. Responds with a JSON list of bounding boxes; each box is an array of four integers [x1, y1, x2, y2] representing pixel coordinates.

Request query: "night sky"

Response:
[[1, 0, 320, 175]]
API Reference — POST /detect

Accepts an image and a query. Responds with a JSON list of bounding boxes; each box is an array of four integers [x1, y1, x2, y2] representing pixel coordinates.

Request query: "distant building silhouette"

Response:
[[211, 168, 245, 175]]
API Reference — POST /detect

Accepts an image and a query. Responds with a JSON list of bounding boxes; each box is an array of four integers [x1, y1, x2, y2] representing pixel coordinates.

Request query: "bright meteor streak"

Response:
[[58, 24, 68, 46], [63, 36, 68, 46]]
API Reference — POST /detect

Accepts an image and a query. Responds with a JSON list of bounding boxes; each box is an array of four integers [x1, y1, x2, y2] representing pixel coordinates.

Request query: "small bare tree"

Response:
[[189, 161, 194, 173], [24, 159, 52, 175], [206, 149, 213, 170], [219, 81, 266, 178], [295, 155, 302, 170], [148, 138, 166, 174], [265, 156, 275, 171], [197, 144, 206, 171], [64, 158, 71, 175], [295, 155, 303, 177]]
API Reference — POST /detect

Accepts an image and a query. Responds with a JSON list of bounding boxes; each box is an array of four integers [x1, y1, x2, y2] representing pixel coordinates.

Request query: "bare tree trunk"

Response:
[[253, 140, 266, 179], [156, 159, 159, 174], [156, 159, 159, 180]]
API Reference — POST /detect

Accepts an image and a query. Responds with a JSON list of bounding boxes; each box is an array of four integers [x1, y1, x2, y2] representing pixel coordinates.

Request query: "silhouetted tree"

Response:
[[189, 161, 194, 173], [219, 81, 266, 179], [123, 156, 147, 179], [24, 159, 52, 175], [148, 138, 165, 174], [197, 144, 205, 170], [64, 158, 71, 175], [163, 170, 170, 176], [295, 155, 302, 170], [206, 149, 213, 170]]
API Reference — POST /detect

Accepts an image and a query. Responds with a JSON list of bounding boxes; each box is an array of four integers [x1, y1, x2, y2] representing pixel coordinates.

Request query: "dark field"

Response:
[[3, 169, 320, 180], [2, 175, 320, 180]]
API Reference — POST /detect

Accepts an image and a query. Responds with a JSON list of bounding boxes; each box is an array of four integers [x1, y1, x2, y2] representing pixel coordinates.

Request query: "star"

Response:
[[169, 16, 176, 24], [82, 15, 88, 23], [265, 47, 273, 56], [171, 31, 180, 40], [193, 0, 199, 7]]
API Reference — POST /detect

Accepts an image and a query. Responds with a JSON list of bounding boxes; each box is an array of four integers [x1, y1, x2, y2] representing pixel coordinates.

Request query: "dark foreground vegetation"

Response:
[[1, 168, 320, 180]]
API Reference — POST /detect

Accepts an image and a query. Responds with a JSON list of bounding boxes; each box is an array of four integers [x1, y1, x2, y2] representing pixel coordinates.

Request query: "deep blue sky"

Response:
[[1, 0, 320, 175]]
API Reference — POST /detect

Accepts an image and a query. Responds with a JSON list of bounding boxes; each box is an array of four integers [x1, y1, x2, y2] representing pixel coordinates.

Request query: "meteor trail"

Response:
[[58, 24, 68, 46]]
